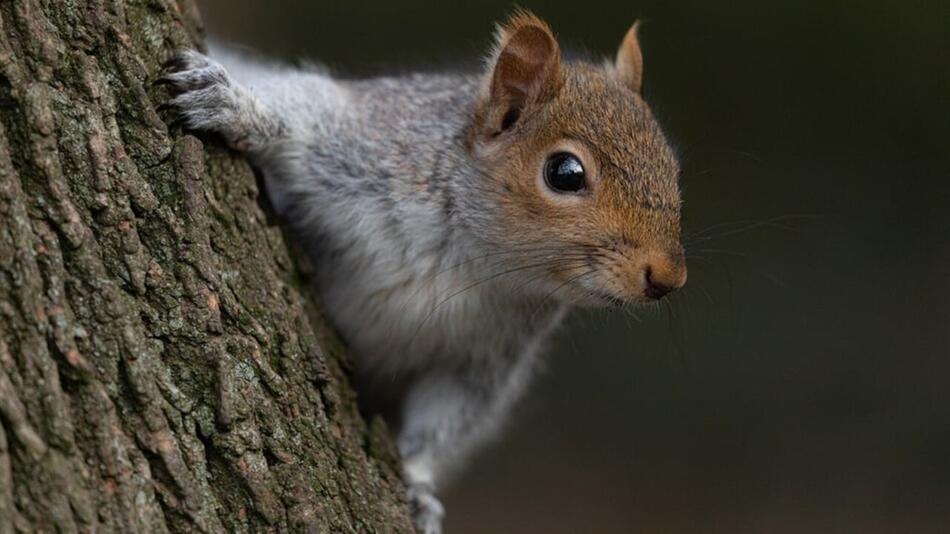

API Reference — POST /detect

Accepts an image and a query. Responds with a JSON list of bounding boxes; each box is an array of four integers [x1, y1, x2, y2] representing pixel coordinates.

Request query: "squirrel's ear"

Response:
[[615, 21, 644, 94], [480, 11, 561, 135]]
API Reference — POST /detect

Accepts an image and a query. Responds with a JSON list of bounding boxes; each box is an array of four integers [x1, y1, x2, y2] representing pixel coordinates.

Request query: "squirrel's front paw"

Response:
[[157, 51, 268, 151], [407, 483, 444, 534]]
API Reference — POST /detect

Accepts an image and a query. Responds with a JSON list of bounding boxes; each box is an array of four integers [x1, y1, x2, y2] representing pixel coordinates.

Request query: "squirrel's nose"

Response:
[[642, 251, 687, 300]]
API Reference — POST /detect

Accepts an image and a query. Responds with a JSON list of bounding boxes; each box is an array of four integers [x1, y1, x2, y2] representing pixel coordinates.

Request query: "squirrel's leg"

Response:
[[399, 354, 537, 534], [158, 51, 285, 152]]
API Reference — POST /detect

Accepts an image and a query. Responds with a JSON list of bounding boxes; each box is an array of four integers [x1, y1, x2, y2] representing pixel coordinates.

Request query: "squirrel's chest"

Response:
[[318, 258, 547, 372]]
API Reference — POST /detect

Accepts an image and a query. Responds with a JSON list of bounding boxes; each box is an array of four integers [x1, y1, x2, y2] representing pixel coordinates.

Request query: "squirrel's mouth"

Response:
[[585, 288, 629, 308]]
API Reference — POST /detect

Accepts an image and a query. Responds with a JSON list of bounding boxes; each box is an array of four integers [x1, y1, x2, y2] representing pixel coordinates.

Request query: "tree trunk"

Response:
[[0, 1, 412, 532]]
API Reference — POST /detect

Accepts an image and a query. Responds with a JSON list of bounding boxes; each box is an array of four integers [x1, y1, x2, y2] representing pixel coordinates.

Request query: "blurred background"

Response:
[[195, 1, 949, 532]]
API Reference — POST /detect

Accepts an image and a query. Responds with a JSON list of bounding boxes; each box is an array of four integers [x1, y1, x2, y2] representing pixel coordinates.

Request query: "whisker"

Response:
[[683, 214, 821, 246], [409, 258, 591, 339], [530, 267, 600, 321]]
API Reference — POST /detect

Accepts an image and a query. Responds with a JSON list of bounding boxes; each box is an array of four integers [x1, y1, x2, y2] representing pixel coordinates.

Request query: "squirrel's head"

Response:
[[464, 11, 686, 307]]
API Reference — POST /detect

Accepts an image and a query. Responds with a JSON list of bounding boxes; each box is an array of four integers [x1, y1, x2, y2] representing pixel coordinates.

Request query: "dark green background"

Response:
[[196, 1, 950, 532]]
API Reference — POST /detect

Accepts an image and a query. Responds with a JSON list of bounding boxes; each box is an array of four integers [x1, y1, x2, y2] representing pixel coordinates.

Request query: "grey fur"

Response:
[[160, 38, 679, 532]]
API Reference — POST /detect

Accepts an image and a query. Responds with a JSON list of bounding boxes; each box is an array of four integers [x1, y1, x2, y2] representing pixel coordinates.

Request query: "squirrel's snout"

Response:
[[641, 250, 687, 300]]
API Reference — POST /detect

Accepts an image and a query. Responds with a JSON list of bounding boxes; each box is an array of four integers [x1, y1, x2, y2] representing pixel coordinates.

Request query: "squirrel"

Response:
[[159, 10, 686, 533]]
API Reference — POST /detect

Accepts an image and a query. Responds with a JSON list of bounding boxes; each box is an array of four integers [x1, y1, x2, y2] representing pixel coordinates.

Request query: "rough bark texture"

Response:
[[0, 0, 413, 532]]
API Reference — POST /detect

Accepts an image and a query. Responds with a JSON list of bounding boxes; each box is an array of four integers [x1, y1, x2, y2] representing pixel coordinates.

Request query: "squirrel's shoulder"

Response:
[[344, 70, 480, 108], [337, 71, 481, 143]]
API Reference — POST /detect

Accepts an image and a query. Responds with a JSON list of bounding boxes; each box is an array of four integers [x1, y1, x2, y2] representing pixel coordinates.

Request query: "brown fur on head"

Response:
[[466, 11, 686, 306]]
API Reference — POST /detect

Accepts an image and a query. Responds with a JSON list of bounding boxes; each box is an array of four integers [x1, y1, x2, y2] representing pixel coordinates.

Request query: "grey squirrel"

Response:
[[159, 10, 686, 533]]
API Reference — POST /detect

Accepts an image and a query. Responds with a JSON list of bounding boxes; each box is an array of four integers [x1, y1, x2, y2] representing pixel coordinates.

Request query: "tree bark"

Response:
[[0, 0, 412, 532]]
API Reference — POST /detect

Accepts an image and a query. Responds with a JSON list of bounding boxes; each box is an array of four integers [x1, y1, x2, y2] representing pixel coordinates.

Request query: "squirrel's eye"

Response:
[[544, 152, 587, 193]]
